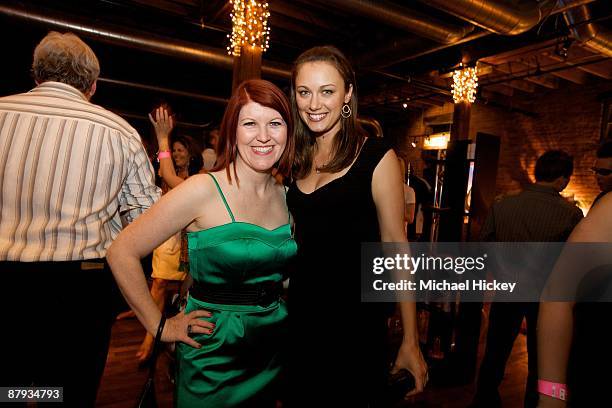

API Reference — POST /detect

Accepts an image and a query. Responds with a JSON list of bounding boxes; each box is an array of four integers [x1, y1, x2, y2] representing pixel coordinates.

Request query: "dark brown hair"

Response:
[[171, 134, 203, 176], [535, 150, 574, 182], [290, 45, 366, 179], [212, 79, 294, 184]]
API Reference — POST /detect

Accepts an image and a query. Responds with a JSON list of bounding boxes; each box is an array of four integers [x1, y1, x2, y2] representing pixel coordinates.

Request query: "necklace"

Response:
[[314, 139, 331, 174], [315, 158, 328, 174]]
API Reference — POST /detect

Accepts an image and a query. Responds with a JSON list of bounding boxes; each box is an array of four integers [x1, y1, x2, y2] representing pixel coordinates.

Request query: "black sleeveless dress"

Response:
[[286, 138, 395, 406]]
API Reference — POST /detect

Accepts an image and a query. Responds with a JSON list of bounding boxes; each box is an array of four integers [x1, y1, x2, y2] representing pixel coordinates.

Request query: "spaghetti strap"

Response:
[[207, 173, 235, 222], [283, 186, 291, 224]]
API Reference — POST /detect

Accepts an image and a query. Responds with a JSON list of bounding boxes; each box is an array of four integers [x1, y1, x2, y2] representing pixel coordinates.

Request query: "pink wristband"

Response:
[[538, 380, 567, 401], [158, 150, 171, 160]]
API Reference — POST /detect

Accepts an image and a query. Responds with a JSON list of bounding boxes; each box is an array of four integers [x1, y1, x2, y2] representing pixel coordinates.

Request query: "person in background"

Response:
[[407, 170, 433, 241], [202, 127, 219, 170], [131, 106, 203, 363], [398, 156, 416, 229], [286, 45, 427, 407], [108, 79, 296, 406], [591, 139, 612, 208], [471, 150, 583, 408], [0, 32, 160, 407], [537, 191, 611, 408]]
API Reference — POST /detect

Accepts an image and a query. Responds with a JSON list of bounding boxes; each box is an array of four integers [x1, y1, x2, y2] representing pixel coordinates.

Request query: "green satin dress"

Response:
[[176, 173, 296, 407]]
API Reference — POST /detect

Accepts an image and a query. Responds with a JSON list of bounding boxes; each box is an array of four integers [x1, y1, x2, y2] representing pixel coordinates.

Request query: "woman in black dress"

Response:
[[286, 45, 427, 406]]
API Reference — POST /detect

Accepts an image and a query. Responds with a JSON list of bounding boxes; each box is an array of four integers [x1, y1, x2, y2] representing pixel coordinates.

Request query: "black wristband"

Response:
[[154, 314, 167, 344]]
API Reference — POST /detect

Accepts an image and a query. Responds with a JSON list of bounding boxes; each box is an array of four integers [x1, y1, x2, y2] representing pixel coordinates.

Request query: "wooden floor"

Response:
[[96, 316, 527, 407]]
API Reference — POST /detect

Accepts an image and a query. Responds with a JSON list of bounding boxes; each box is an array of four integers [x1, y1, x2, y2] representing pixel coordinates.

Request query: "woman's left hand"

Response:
[[392, 340, 428, 398]]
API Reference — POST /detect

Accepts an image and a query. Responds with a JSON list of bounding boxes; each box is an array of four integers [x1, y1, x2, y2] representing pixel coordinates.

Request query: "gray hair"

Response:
[[32, 32, 100, 93]]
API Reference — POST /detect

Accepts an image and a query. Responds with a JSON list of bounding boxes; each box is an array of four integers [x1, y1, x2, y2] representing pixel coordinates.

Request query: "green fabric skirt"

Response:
[[175, 295, 288, 407]]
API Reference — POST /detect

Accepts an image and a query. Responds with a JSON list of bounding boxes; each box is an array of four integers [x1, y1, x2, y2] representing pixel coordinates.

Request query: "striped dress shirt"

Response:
[[480, 183, 583, 242], [0, 82, 161, 262]]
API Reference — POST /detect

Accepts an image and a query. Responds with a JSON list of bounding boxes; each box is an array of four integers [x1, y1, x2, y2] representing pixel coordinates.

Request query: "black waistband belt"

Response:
[[189, 281, 283, 306]]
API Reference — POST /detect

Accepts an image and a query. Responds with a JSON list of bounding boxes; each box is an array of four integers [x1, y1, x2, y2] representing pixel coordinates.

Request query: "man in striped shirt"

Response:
[[0, 32, 160, 406]]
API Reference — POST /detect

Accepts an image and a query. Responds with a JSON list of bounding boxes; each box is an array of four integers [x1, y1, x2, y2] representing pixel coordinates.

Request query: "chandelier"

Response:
[[451, 65, 478, 104], [227, 0, 271, 56]]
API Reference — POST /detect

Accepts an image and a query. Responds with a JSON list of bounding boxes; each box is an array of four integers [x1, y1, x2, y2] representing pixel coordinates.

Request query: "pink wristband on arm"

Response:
[[158, 151, 171, 160], [538, 380, 567, 401]]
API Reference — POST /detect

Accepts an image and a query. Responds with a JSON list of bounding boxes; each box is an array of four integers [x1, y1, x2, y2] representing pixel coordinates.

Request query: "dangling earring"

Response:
[[341, 103, 352, 118]]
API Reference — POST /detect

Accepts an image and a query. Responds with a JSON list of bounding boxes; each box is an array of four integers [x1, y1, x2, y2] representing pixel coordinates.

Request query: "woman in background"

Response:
[[133, 107, 203, 363]]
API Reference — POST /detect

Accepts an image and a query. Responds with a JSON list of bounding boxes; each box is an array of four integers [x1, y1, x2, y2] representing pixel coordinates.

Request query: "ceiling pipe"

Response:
[[421, 0, 598, 36], [317, 0, 474, 44], [370, 0, 596, 68], [0, 2, 291, 79], [420, 0, 549, 35], [97, 77, 229, 105], [561, 2, 612, 57]]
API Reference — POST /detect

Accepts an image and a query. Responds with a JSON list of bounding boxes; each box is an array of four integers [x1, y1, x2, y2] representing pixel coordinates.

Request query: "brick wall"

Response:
[[389, 80, 612, 212]]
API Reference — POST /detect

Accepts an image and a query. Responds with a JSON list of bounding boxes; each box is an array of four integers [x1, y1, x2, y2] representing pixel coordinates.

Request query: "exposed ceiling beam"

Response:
[[548, 44, 612, 79], [483, 83, 515, 97], [535, 54, 589, 84], [504, 78, 536, 93], [414, 98, 446, 107], [480, 89, 538, 117], [494, 62, 559, 89], [480, 39, 559, 65]]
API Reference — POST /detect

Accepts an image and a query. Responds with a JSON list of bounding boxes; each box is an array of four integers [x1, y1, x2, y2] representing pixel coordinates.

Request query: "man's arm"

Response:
[[119, 137, 161, 223]]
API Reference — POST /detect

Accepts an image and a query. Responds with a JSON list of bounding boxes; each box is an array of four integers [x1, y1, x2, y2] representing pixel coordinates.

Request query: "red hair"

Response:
[[212, 79, 294, 184]]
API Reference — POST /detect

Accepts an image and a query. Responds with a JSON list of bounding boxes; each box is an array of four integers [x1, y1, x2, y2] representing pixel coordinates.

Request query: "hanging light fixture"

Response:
[[451, 64, 478, 104], [227, 0, 271, 57]]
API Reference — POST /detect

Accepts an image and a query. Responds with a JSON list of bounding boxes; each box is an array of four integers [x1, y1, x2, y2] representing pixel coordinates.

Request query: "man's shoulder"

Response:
[[495, 186, 581, 215], [0, 88, 139, 141], [0, 91, 34, 103], [85, 102, 140, 140], [491, 190, 523, 207]]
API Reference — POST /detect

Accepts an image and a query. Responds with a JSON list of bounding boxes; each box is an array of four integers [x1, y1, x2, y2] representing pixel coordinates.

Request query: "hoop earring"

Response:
[[341, 103, 352, 118]]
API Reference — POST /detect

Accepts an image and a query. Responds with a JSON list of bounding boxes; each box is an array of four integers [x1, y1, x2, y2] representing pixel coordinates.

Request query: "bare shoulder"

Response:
[[570, 193, 612, 242], [372, 149, 402, 202], [373, 149, 400, 179], [167, 173, 217, 203]]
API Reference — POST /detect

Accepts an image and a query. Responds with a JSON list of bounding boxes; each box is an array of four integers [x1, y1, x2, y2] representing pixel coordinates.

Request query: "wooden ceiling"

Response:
[[0, 0, 610, 130]]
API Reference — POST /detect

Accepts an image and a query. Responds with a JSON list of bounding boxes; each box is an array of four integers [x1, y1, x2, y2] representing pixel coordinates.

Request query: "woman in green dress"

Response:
[[108, 79, 296, 406]]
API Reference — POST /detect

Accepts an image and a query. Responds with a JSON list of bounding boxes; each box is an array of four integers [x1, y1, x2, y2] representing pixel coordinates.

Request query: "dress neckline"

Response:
[[206, 172, 291, 225], [294, 138, 370, 196], [188, 221, 291, 236]]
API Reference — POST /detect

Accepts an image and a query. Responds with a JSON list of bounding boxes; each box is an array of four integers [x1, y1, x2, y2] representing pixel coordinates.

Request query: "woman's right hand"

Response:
[[148, 106, 174, 148], [161, 309, 215, 348]]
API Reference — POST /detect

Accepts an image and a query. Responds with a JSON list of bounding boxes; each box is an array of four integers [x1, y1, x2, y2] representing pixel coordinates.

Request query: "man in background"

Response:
[[0, 32, 160, 406], [471, 150, 583, 408], [591, 139, 612, 208]]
